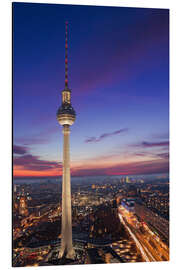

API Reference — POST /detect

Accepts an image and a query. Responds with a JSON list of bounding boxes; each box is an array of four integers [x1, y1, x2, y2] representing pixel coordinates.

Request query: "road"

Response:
[[118, 205, 169, 262]]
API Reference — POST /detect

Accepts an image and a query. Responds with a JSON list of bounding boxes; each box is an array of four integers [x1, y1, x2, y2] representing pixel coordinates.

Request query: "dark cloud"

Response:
[[13, 145, 28, 155], [156, 153, 169, 159], [134, 151, 169, 160], [85, 128, 128, 143], [132, 141, 169, 148], [13, 141, 62, 173], [13, 154, 62, 171], [134, 152, 147, 157]]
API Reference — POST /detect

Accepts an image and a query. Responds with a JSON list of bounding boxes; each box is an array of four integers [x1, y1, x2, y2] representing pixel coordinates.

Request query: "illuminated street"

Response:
[[118, 205, 169, 262]]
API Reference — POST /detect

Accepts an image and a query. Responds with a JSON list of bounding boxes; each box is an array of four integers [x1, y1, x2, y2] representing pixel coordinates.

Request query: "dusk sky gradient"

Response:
[[13, 3, 169, 178]]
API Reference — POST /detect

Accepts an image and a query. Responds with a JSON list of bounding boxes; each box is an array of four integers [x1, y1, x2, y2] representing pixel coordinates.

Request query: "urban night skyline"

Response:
[[12, 3, 169, 267], [13, 3, 169, 179]]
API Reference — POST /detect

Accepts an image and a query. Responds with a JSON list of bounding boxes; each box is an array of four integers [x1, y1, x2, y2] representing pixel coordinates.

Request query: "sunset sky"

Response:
[[13, 3, 169, 178]]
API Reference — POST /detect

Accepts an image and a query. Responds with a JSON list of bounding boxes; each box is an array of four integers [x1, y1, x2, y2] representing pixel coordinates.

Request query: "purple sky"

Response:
[[13, 3, 169, 178]]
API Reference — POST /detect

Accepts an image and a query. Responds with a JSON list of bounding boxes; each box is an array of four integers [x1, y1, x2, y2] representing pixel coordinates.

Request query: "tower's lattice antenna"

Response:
[[65, 21, 69, 89]]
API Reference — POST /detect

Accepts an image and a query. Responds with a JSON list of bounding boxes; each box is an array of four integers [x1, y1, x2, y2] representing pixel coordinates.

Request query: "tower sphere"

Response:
[[56, 101, 76, 126]]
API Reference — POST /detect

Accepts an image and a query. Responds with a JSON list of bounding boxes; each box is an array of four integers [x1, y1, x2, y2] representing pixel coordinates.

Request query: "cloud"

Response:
[[14, 154, 62, 171], [131, 141, 169, 148], [156, 153, 169, 159], [72, 159, 169, 177], [13, 145, 28, 155], [85, 128, 128, 143], [134, 152, 147, 157], [13, 143, 61, 172], [16, 137, 49, 146], [152, 132, 169, 140], [134, 151, 169, 160]]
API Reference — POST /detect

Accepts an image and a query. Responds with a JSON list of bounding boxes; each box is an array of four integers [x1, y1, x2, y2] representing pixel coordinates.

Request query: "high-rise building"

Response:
[[56, 22, 76, 259]]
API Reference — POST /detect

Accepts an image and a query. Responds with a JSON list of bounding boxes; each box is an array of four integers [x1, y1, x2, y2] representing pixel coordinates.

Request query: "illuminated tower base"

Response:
[[59, 125, 75, 259]]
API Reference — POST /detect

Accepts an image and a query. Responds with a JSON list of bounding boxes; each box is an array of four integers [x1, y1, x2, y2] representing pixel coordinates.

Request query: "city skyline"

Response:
[[12, 175, 170, 266], [13, 3, 169, 178]]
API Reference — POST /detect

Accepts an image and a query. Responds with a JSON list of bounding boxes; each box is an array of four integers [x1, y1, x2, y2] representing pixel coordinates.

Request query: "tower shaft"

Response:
[[59, 125, 75, 259]]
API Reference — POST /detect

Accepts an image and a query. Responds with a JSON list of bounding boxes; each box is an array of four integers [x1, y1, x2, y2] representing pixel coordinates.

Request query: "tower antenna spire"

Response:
[[65, 21, 69, 89]]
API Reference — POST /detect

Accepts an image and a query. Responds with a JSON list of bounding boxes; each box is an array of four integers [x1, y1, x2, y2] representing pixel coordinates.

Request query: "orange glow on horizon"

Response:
[[13, 157, 168, 178], [13, 167, 62, 178]]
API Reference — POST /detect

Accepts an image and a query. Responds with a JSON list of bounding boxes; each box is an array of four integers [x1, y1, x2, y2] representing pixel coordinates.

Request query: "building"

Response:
[[126, 176, 130, 183], [134, 202, 169, 244], [126, 185, 138, 197], [19, 196, 28, 216], [56, 22, 76, 259], [121, 198, 135, 213]]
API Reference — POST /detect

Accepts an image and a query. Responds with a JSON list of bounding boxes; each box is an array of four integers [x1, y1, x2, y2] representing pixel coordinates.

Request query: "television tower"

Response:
[[56, 22, 76, 259]]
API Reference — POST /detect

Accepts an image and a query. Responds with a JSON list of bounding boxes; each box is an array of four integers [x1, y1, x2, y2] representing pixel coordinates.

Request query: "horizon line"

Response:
[[13, 172, 169, 180]]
